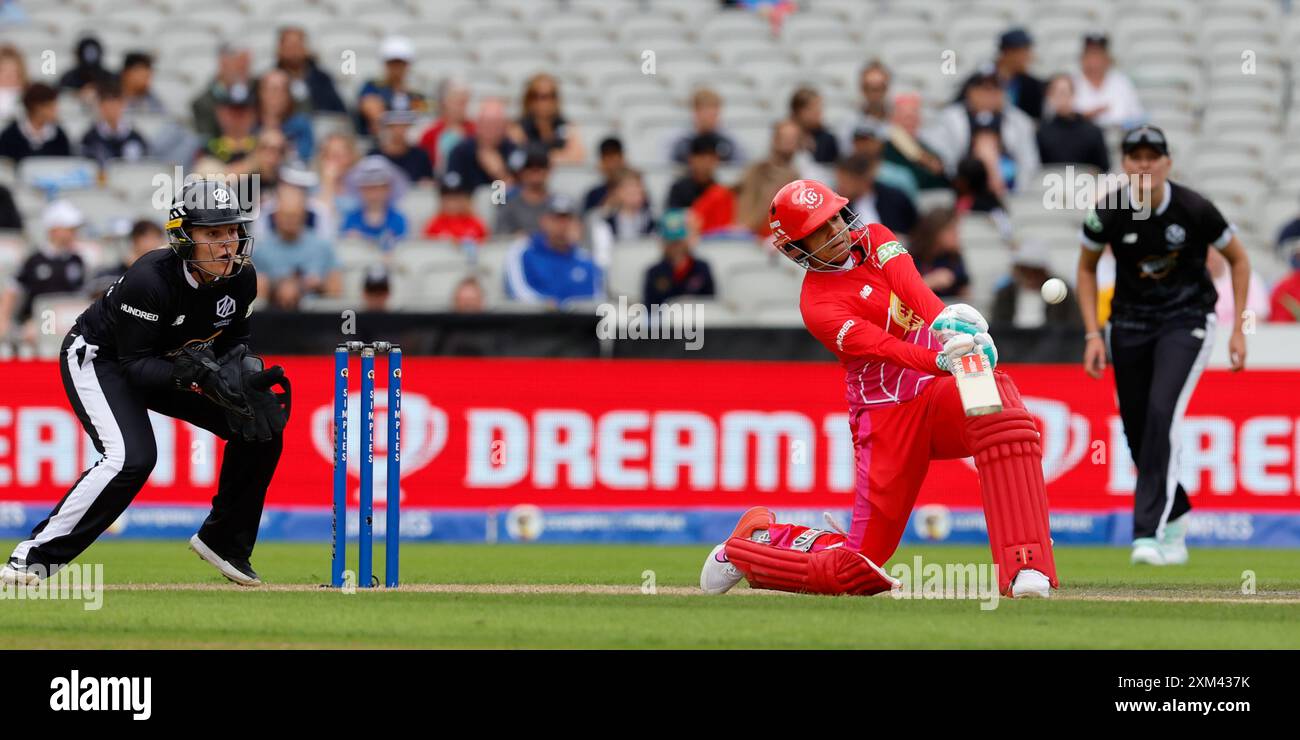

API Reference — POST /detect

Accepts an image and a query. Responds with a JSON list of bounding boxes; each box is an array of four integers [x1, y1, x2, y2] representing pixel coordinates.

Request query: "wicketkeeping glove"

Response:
[[172, 346, 253, 419], [226, 353, 291, 442]]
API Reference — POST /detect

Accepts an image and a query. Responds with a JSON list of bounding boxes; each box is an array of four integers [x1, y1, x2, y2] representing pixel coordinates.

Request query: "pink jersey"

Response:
[[799, 223, 946, 412]]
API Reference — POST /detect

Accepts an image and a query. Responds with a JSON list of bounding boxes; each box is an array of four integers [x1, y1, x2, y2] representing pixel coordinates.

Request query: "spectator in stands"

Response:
[[1037, 74, 1109, 172], [340, 154, 409, 252], [844, 60, 891, 150], [452, 275, 486, 313], [0, 44, 27, 122], [266, 167, 335, 238], [249, 129, 290, 192], [1268, 238, 1300, 322], [952, 156, 1009, 220], [909, 207, 969, 299], [418, 79, 474, 174], [0, 183, 21, 230], [119, 51, 164, 115], [991, 242, 1080, 330], [1206, 246, 1269, 326], [643, 208, 714, 306], [504, 194, 599, 306], [362, 264, 391, 312], [848, 120, 918, 199], [317, 131, 360, 224], [988, 28, 1044, 121], [1072, 34, 1144, 128], [80, 79, 147, 166], [590, 168, 656, 266], [734, 121, 801, 237], [0, 201, 85, 342], [58, 36, 111, 98], [667, 133, 737, 236], [0, 83, 71, 162], [257, 68, 314, 163], [255, 185, 341, 310], [923, 64, 1039, 193], [88, 219, 161, 298], [196, 84, 257, 169], [670, 88, 742, 165], [509, 73, 584, 165], [372, 110, 433, 185], [424, 173, 488, 245], [276, 26, 346, 115], [834, 153, 917, 237], [446, 98, 519, 193], [583, 137, 627, 213], [789, 87, 839, 165], [357, 35, 427, 136], [882, 93, 948, 192], [192, 44, 253, 140], [494, 146, 552, 238]]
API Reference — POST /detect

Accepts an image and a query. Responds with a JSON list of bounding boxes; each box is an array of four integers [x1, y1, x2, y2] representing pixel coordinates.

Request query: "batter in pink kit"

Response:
[[700, 179, 1059, 598]]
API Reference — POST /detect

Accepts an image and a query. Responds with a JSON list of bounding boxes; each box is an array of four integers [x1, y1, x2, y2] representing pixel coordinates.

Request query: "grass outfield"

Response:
[[1, 541, 1298, 648]]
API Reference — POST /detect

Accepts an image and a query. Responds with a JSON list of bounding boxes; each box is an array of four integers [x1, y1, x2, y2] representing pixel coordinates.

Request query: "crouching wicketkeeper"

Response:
[[1, 180, 289, 587]]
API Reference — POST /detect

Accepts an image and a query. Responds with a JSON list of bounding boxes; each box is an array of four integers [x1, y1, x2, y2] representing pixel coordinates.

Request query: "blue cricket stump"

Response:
[[330, 341, 402, 589]]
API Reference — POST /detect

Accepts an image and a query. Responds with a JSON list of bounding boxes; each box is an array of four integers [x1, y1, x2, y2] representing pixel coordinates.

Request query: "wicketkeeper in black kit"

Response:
[[1, 180, 290, 587], [1076, 125, 1250, 567]]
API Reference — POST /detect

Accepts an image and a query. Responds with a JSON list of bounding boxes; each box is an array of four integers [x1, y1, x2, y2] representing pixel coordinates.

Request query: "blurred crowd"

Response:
[[2, 0, 1300, 353]]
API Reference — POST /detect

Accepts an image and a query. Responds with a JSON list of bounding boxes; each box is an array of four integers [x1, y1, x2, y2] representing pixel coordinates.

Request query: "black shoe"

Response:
[[188, 534, 262, 586]]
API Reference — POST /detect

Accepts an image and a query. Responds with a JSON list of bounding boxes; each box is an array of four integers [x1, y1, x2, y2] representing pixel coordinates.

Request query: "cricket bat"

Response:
[[951, 352, 1002, 416]]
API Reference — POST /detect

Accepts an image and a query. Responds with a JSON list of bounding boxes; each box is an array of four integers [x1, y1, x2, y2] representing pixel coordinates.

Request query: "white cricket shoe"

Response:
[[1131, 537, 1165, 565], [699, 543, 743, 594], [0, 560, 42, 587], [189, 534, 262, 586], [1158, 516, 1189, 565], [1010, 568, 1051, 598]]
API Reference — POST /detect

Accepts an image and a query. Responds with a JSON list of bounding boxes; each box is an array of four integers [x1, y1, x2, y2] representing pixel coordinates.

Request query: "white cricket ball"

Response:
[[1040, 278, 1068, 305]]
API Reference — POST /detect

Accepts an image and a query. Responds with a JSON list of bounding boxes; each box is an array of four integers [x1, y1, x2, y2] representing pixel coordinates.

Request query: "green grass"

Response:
[[1, 541, 1297, 648]]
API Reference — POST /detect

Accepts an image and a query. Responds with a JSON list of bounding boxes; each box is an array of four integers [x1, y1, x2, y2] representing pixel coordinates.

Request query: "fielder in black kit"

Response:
[[2, 180, 290, 587], [1076, 126, 1250, 568]]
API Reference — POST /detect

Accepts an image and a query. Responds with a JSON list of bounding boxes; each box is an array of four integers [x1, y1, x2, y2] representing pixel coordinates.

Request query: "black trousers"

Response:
[[1107, 314, 1215, 540], [10, 332, 282, 572]]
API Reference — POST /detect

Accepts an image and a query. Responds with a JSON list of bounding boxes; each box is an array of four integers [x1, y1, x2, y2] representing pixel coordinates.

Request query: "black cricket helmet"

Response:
[[166, 179, 254, 282]]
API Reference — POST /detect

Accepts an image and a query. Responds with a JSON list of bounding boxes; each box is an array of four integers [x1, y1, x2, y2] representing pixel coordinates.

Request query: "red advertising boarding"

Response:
[[2, 358, 1299, 512]]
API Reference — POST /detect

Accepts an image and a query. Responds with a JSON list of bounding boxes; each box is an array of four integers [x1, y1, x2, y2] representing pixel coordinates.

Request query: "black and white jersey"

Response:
[[73, 248, 257, 389], [11, 247, 85, 321], [1081, 180, 1233, 329]]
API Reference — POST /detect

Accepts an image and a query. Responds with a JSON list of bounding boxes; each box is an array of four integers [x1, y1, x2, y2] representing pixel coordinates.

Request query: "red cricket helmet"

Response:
[[768, 179, 863, 272]]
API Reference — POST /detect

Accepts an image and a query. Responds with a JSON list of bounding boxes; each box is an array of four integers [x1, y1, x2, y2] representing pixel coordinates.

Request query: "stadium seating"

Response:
[[0, 0, 1295, 333]]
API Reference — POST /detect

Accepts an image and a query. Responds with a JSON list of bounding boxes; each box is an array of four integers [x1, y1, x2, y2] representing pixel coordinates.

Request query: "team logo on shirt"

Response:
[[215, 295, 236, 318], [1164, 223, 1186, 248], [1137, 254, 1177, 279], [888, 293, 927, 332]]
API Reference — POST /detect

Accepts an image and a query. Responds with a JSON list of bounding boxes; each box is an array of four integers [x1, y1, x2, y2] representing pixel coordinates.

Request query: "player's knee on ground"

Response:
[[725, 533, 897, 596]]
